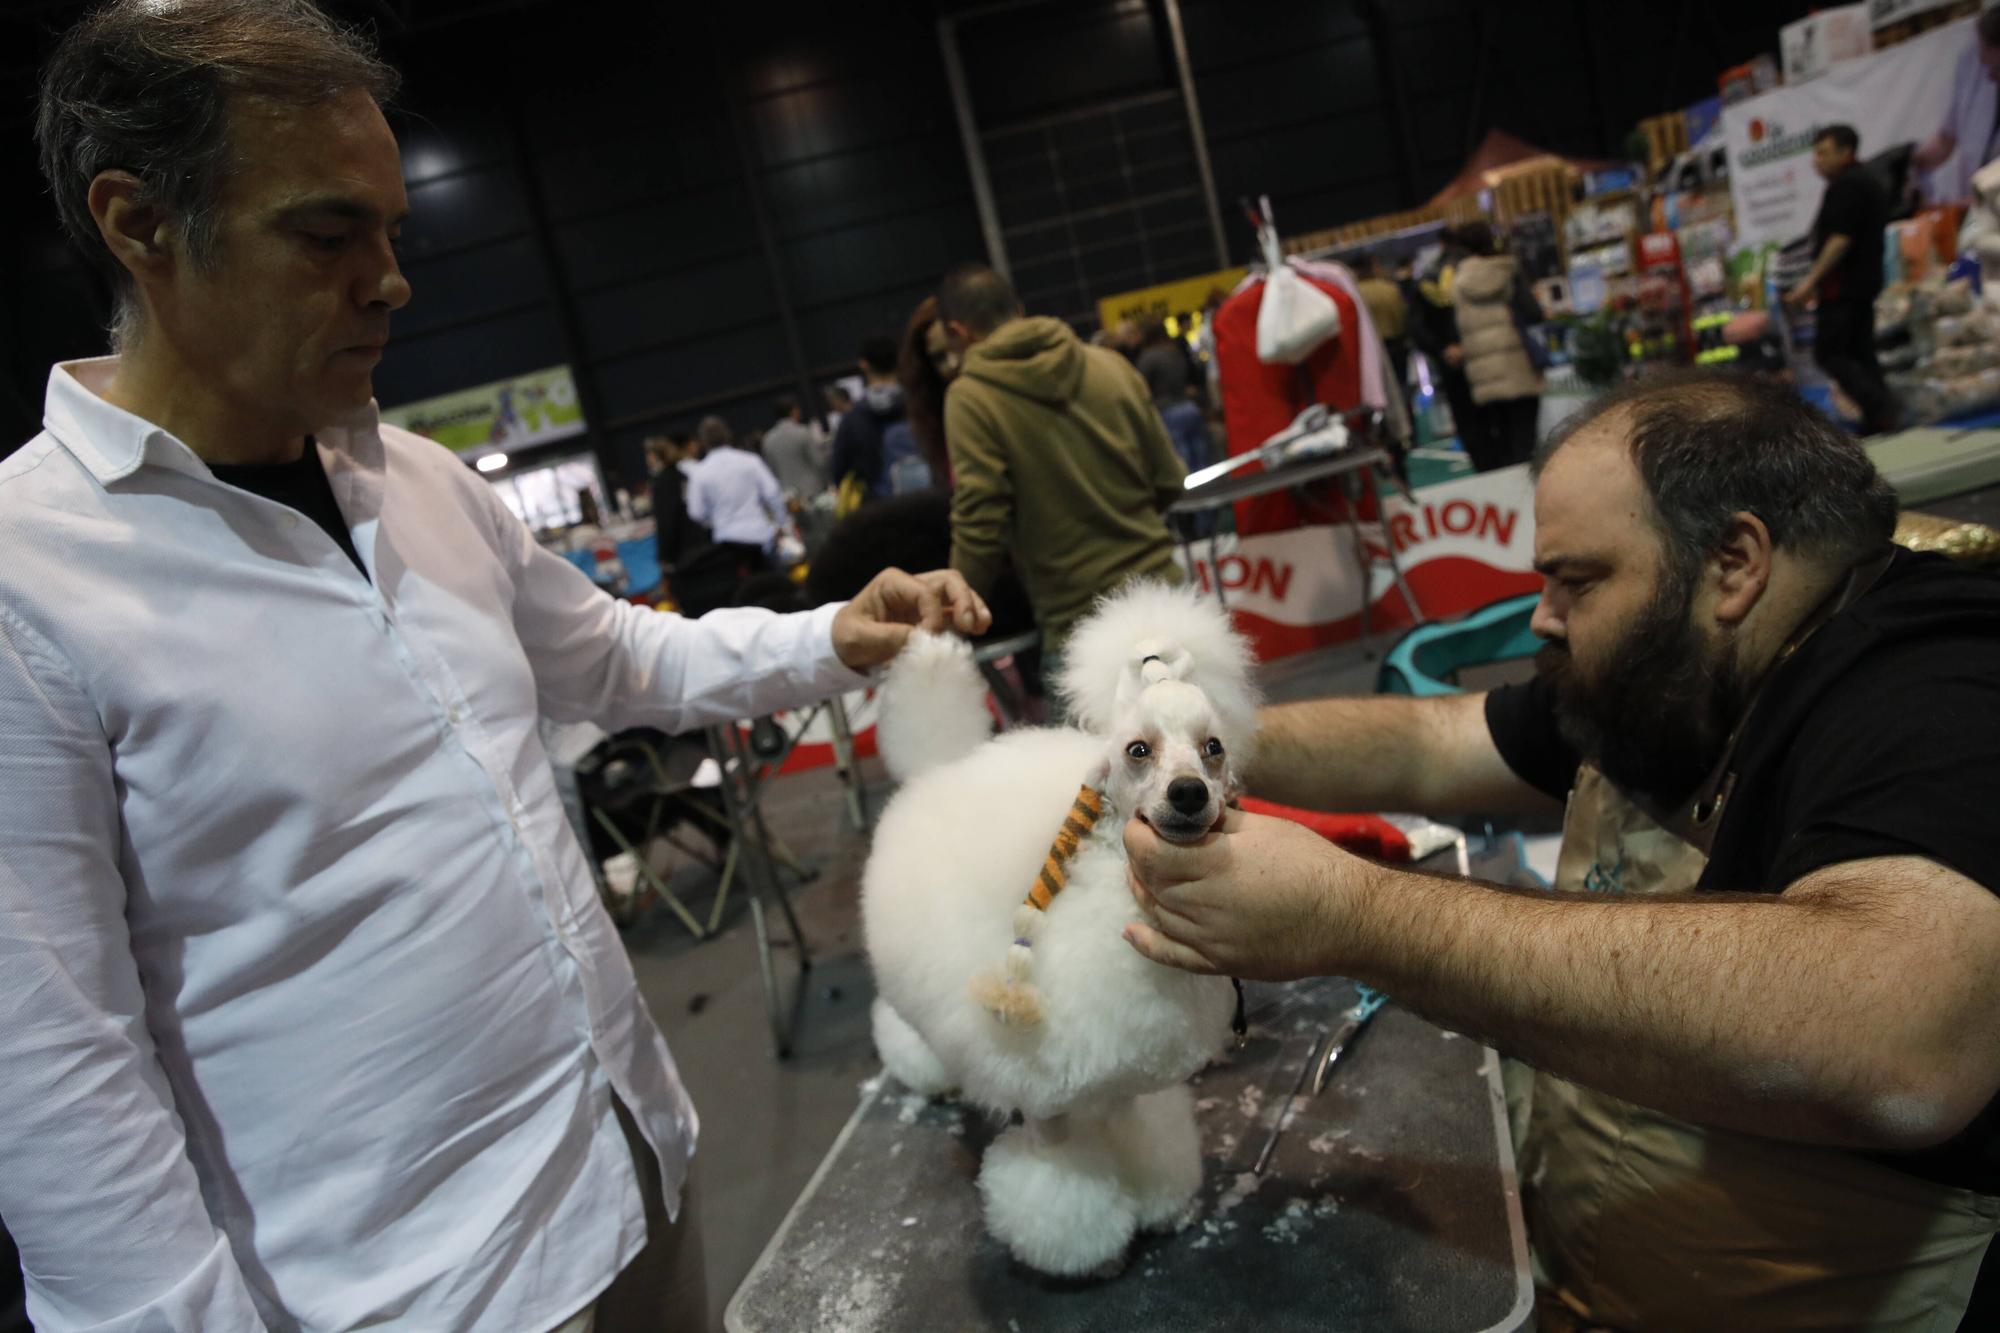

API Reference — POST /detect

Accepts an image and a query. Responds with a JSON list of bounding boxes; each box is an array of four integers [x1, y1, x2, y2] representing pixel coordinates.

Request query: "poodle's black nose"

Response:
[[1167, 777, 1209, 816]]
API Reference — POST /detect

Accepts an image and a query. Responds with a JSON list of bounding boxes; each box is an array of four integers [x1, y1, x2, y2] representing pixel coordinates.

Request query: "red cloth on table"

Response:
[[1238, 796, 1411, 861], [1212, 271, 1366, 536]]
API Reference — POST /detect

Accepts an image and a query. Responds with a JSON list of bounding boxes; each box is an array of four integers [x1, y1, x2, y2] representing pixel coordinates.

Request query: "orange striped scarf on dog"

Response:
[[1026, 786, 1105, 912], [968, 784, 1106, 1026]]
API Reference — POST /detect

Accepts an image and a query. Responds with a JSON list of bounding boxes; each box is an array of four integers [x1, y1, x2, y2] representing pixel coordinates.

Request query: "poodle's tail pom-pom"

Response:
[[876, 630, 993, 782]]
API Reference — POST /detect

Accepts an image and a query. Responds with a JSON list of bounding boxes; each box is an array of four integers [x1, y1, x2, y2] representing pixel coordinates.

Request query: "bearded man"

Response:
[[1122, 370, 2000, 1331]]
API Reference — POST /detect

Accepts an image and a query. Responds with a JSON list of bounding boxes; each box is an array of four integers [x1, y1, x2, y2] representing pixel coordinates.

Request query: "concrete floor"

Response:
[[619, 633, 1408, 1331]]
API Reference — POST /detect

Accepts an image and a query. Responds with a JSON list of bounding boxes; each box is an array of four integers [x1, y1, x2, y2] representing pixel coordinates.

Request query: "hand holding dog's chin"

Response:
[[1121, 809, 1361, 981]]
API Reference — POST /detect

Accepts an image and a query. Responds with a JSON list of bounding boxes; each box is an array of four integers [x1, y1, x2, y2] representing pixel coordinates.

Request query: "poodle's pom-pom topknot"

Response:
[[1055, 582, 1260, 754]]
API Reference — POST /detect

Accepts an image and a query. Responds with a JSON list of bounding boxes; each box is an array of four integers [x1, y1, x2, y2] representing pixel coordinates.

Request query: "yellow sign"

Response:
[[381, 365, 584, 453], [1096, 266, 1248, 334]]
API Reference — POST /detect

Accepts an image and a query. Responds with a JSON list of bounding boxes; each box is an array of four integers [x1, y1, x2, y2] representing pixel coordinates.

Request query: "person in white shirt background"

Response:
[[684, 414, 787, 564], [1, 3, 988, 1331]]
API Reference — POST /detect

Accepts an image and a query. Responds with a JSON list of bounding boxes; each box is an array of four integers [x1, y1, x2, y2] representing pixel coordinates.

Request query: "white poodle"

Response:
[[862, 582, 1261, 1277]]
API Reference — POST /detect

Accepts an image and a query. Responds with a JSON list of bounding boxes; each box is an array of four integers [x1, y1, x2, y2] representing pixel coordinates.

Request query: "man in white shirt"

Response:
[[2, 4, 988, 1331], [684, 415, 785, 560]]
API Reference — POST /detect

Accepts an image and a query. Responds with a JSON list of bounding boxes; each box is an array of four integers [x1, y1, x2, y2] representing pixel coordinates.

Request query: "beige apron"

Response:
[[1520, 557, 2000, 1332]]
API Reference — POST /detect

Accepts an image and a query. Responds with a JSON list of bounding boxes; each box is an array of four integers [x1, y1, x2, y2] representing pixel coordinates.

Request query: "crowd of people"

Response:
[[626, 213, 1578, 660], [637, 264, 1219, 665]]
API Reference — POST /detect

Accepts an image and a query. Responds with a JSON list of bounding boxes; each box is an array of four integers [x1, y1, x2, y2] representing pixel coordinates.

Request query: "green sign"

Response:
[[381, 364, 585, 453]]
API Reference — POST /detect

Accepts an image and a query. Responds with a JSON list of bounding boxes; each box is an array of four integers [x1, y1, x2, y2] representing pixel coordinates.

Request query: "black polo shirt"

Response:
[[1809, 163, 1890, 307]]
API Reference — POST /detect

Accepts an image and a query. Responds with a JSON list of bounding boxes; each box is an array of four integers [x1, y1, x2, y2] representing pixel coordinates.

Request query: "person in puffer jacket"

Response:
[[1449, 222, 1545, 472]]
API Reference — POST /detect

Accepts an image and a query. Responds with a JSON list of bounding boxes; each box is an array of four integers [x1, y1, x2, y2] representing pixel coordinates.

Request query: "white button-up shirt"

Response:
[[684, 446, 784, 549], [0, 360, 868, 1332]]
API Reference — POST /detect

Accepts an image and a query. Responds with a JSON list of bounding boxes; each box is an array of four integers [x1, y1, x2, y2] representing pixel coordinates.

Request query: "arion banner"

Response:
[[1175, 464, 1542, 661]]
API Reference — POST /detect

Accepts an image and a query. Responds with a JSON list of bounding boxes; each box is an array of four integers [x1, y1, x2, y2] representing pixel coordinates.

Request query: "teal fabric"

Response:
[[1376, 592, 1541, 697]]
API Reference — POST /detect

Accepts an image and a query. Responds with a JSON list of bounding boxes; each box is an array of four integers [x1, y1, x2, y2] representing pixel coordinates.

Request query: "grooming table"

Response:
[[1865, 427, 2000, 506], [726, 973, 1532, 1332]]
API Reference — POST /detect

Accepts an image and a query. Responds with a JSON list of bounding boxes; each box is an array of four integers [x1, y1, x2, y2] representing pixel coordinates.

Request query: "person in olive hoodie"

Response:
[[936, 263, 1186, 658]]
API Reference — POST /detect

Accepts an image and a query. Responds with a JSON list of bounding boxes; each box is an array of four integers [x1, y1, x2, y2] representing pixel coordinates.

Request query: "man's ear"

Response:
[[87, 170, 176, 287], [1710, 510, 1774, 627]]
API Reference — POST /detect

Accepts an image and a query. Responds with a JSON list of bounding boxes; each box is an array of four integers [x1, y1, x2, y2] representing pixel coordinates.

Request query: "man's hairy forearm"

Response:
[[1343, 863, 1966, 1149], [1248, 696, 1437, 810], [1247, 693, 1549, 816]]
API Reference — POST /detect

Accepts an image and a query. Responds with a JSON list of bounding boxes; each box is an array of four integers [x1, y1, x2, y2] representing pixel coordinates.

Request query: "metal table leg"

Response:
[[1343, 472, 1375, 646], [827, 693, 867, 831], [705, 722, 807, 1058], [1174, 516, 1201, 599], [1207, 523, 1228, 610], [1376, 465, 1425, 625]]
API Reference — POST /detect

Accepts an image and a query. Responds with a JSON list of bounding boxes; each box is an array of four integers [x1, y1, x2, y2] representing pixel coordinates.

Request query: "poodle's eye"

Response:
[[1125, 741, 1151, 761], [1204, 737, 1225, 758]]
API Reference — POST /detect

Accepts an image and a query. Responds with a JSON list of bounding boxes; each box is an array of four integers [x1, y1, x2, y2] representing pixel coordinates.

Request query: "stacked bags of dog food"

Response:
[[1880, 278, 2000, 426]]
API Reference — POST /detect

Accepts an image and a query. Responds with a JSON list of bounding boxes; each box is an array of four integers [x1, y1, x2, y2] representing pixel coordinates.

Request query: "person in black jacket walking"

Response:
[[1786, 124, 1895, 433]]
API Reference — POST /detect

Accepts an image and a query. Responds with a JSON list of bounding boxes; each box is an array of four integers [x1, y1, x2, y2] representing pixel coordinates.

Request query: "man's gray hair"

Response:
[[1534, 369, 1898, 587], [696, 415, 734, 451], [35, 0, 399, 346]]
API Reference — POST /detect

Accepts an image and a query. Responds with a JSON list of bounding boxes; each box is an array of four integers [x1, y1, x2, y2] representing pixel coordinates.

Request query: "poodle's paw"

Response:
[[870, 998, 954, 1098], [1082, 1251, 1130, 1282], [1139, 1196, 1202, 1236], [979, 1119, 1136, 1278], [1107, 1085, 1205, 1233]]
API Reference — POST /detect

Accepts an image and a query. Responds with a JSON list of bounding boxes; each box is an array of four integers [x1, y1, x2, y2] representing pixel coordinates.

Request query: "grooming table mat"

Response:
[[1866, 427, 2000, 506], [726, 976, 1532, 1332]]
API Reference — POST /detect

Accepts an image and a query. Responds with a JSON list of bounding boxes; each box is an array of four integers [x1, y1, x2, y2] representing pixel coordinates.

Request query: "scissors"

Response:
[[1252, 985, 1387, 1175]]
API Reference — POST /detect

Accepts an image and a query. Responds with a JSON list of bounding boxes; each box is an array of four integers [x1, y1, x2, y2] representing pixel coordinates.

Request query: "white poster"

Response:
[[1723, 16, 1979, 249]]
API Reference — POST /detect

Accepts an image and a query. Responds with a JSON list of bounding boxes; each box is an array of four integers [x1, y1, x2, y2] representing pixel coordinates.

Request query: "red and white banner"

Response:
[[1175, 464, 1541, 660]]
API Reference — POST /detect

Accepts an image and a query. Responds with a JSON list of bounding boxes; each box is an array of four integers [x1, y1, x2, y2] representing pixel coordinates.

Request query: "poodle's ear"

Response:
[[1085, 756, 1110, 791]]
